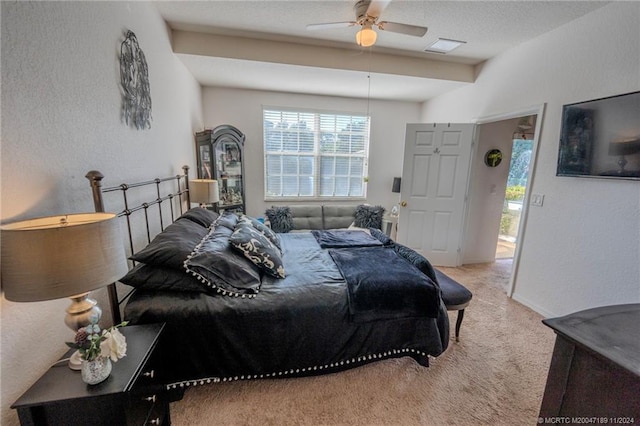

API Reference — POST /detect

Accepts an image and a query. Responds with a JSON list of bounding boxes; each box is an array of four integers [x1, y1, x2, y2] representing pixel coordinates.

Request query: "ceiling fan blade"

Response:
[[365, 0, 392, 18], [377, 21, 428, 37], [306, 21, 356, 31]]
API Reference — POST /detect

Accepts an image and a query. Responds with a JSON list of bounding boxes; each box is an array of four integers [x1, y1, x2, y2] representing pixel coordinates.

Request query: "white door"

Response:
[[397, 123, 475, 266]]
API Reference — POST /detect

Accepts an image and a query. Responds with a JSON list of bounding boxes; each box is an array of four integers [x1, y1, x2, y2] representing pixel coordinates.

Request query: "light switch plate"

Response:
[[531, 194, 544, 207]]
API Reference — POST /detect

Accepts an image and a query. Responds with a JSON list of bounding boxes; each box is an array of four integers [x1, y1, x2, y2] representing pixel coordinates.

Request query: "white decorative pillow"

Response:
[[229, 222, 285, 279]]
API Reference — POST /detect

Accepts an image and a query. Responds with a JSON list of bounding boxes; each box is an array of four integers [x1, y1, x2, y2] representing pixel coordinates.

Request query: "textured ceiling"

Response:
[[155, 0, 609, 102]]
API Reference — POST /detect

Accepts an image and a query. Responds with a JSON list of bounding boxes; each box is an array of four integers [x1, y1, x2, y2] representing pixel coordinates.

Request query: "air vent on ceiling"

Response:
[[424, 38, 466, 54]]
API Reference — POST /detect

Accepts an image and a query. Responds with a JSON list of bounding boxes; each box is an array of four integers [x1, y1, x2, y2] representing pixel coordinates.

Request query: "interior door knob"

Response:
[[400, 201, 407, 207]]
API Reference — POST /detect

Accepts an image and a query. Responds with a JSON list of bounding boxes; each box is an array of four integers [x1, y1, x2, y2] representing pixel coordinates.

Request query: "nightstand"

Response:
[[12, 323, 169, 426], [382, 215, 398, 240]]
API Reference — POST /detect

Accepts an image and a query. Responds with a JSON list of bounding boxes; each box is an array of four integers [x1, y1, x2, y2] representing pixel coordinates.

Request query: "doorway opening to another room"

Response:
[[471, 105, 544, 297], [496, 116, 536, 260]]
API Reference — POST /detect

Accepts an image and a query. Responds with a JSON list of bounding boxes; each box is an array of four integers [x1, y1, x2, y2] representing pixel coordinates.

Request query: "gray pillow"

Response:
[[354, 205, 385, 230], [265, 206, 294, 233]]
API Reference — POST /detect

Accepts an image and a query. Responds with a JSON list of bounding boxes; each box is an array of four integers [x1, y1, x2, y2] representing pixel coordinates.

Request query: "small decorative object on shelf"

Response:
[[66, 320, 128, 385]]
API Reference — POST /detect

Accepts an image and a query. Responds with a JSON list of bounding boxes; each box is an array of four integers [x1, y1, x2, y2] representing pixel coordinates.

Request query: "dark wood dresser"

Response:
[[539, 304, 640, 419], [12, 323, 169, 425]]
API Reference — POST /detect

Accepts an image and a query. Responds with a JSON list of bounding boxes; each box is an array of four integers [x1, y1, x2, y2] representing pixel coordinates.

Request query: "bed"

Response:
[[87, 168, 449, 394]]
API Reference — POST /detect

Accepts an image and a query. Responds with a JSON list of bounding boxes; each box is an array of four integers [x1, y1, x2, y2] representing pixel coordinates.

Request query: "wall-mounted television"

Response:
[[557, 91, 640, 180]]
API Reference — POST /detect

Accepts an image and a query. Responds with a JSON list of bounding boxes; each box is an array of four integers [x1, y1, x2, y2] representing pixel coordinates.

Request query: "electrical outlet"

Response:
[[531, 194, 544, 207]]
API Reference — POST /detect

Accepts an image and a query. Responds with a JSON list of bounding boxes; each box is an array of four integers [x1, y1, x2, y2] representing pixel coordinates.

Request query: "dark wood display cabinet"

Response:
[[12, 323, 169, 426], [195, 125, 246, 214]]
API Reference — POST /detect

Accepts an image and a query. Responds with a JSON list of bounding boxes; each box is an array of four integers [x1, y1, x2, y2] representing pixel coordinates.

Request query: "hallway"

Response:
[[496, 237, 516, 259]]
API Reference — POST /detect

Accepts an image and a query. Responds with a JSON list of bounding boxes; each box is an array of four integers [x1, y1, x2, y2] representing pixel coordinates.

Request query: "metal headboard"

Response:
[[85, 165, 191, 324]]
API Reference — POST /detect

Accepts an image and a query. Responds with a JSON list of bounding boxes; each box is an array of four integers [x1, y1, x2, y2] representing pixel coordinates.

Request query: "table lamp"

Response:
[[1, 213, 128, 369], [190, 179, 219, 208], [608, 137, 640, 175]]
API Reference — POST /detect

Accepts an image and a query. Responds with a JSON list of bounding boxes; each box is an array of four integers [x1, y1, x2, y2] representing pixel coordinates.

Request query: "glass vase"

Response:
[[81, 356, 112, 385]]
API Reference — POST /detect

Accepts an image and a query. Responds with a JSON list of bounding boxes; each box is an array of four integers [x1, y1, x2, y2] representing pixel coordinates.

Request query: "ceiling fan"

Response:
[[306, 0, 428, 47]]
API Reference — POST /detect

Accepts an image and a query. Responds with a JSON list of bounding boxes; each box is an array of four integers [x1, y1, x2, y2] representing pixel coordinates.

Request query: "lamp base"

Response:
[[617, 155, 628, 174], [69, 350, 83, 370], [65, 293, 102, 331], [65, 293, 102, 370]]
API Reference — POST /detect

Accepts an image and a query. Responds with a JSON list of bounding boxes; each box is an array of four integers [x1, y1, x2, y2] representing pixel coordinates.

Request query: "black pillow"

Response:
[[119, 263, 208, 294], [230, 222, 285, 278], [177, 208, 219, 228], [239, 215, 281, 249], [265, 206, 293, 233], [184, 224, 262, 296], [354, 205, 386, 230], [130, 219, 209, 271]]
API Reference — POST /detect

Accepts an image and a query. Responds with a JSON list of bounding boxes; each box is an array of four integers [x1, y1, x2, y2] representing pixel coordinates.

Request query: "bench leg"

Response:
[[455, 309, 465, 342]]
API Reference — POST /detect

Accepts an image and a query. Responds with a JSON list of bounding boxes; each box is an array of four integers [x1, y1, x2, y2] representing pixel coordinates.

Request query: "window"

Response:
[[263, 108, 369, 199]]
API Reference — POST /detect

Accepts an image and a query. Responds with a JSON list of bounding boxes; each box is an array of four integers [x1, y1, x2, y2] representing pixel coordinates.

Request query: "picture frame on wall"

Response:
[[557, 108, 594, 175]]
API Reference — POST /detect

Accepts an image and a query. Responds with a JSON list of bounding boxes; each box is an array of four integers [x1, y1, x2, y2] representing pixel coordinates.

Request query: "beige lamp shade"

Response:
[[1, 213, 128, 302], [190, 179, 220, 204], [608, 138, 640, 156]]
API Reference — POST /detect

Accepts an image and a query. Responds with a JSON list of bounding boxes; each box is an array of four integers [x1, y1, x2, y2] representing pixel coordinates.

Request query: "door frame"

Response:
[[475, 103, 546, 297]]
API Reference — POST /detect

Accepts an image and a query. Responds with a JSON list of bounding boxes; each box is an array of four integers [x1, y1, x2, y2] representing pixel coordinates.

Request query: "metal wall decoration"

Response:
[[119, 30, 152, 130]]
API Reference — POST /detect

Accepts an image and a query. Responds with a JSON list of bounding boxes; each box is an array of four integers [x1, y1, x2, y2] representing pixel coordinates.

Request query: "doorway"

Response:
[[471, 104, 545, 297], [496, 116, 536, 260]]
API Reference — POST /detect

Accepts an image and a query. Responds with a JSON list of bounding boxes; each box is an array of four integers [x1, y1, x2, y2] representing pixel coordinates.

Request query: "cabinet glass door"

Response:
[[215, 138, 244, 211], [198, 144, 213, 179]]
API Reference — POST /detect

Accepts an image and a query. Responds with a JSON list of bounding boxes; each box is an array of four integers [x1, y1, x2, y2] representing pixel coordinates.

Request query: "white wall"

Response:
[[0, 2, 202, 424], [201, 87, 421, 217], [422, 2, 640, 318]]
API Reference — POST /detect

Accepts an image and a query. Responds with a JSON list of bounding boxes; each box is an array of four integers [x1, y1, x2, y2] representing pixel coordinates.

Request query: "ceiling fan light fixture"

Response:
[[356, 25, 377, 47], [424, 38, 466, 54]]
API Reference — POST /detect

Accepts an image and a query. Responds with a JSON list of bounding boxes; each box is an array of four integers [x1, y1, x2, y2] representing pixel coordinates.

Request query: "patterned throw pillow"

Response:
[[265, 206, 293, 233], [239, 215, 281, 249], [354, 205, 386, 230], [230, 222, 286, 278]]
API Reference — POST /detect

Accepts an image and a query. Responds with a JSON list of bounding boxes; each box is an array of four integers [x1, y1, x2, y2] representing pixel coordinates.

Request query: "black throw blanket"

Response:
[[312, 230, 383, 248], [329, 246, 441, 323]]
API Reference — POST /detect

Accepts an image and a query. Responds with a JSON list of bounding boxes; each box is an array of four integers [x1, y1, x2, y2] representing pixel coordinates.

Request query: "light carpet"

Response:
[[171, 260, 555, 425]]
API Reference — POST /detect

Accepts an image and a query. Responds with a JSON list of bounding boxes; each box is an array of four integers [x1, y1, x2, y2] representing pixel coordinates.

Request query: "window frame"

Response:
[[263, 106, 370, 202]]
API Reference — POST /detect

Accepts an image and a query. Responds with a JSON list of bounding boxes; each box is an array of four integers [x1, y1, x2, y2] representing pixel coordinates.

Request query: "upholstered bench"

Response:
[[434, 268, 473, 342]]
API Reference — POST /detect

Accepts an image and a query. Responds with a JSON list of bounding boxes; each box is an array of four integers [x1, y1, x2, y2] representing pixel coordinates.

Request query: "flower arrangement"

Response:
[[67, 321, 128, 362]]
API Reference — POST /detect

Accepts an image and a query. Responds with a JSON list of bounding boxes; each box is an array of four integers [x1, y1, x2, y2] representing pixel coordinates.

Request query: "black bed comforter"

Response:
[[124, 232, 449, 388]]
